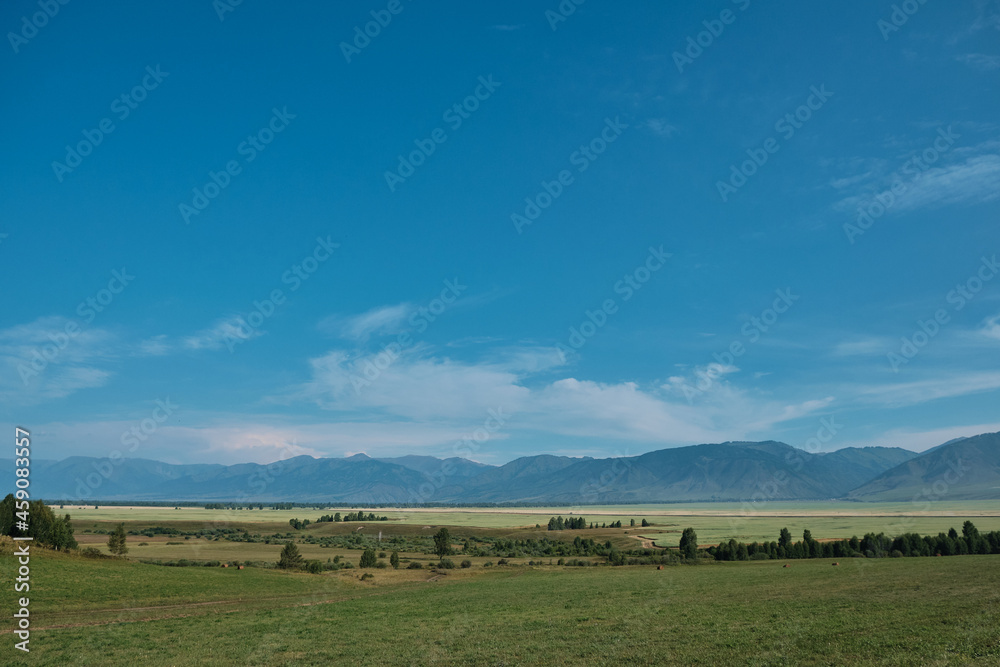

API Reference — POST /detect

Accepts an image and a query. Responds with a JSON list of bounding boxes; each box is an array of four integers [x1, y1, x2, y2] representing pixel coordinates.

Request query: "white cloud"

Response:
[[868, 421, 1000, 452], [136, 334, 172, 356], [0, 317, 117, 403], [894, 154, 1000, 211], [319, 303, 416, 341], [833, 143, 1000, 214], [643, 118, 679, 138], [855, 371, 1000, 407], [278, 343, 832, 451], [981, 314, 1000, 340], [955, 53, 1000, 70], [183, 317, 260, 350]]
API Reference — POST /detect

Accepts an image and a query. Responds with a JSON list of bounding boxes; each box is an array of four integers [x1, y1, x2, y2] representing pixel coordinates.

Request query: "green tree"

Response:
[[679, 527, 698, 559], [0, 494, 14, 536], [779, 527, 792, 549], [434, 528, 452, 558], [107, 523, 128, 556], [277, 541, 304, 569], [641, 518, 649, 527], [390, 550, 400, 569], [360, 548, 377, 568], [962, 521, 979, 539]]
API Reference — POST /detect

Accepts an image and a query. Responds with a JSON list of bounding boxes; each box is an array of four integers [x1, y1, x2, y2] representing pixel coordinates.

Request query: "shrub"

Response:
[[306, 560, 324, 574], [438, 558, 455, 569], [483, 561, 493, 567], [138, 542, 149, 547], [407, 561, 423, 569], [497, 558, 508, 566], [360, 573, 374, 581], [460, 560, 472, 569], [375, 561, 388, 569]]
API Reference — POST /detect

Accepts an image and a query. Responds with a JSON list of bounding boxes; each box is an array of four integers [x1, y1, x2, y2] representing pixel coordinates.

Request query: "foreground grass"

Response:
[[2, 550, 997, 665]]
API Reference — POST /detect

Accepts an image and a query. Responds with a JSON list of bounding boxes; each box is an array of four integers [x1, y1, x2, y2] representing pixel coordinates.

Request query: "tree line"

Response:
[[706, 522, 1000, 561], [316, 511, 389, 522]]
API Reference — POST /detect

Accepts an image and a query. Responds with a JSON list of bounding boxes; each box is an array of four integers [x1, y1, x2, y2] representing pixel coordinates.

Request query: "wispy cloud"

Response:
[[980, 314, 1000, 341], [833, 144, 1000, 214], [183, 317, 261, 350], [643, 118, 679, 138], [0, 317, 116, 402], [855, 371, 1000, 407], [832, 337, 893, 357], [954, 53, 1000, 70], [318, 303, 415, 341], [869, 421, 1000, 452]]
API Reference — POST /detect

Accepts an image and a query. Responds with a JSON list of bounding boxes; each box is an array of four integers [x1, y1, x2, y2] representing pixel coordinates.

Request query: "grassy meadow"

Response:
[[2, 546, 998, 665], [3, 502, 998, 664]]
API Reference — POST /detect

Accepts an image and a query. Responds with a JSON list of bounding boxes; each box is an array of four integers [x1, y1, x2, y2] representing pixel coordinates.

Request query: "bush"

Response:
[[359, 548, 377, 568], [438, 559, 455, 569], [483, 561, 493, 567], [497, 558, 508, 566], [375, 561, 388, 569], [360, 573, 374, 581], [407, 561, 423, 569], [306, 560, 324, 574], [138, 542, 149, 547], [460, 560, 472, 569], [891, 549, 904, 558]]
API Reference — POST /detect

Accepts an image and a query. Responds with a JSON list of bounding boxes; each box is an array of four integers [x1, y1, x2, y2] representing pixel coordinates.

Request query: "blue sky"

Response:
[[2, 1, 999, 465]]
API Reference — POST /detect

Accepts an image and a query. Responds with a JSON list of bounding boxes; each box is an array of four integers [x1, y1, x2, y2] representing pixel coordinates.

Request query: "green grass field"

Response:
[[63, 501, 1000, 554], [2, 547, 998, 665], [6, 502, 998, 664]]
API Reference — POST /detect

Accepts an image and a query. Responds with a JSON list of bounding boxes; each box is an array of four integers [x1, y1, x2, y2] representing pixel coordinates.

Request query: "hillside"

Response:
[[847, 431, 1000, 501]]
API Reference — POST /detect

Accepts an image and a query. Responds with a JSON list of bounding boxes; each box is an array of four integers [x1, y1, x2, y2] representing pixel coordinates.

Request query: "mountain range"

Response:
[[5, 431, 997, 504]]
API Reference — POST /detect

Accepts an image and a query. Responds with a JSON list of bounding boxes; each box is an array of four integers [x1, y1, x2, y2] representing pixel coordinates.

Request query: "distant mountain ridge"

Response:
[[848, 431, 1000, 501], [9, 435, 991, 503]]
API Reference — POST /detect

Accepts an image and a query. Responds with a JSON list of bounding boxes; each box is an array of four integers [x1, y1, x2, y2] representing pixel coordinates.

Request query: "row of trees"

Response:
[[546, 517, 652, 530], [547, 516, 587, 530], [277, 541, 403, 571], [707, 522, 1000, 561]]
